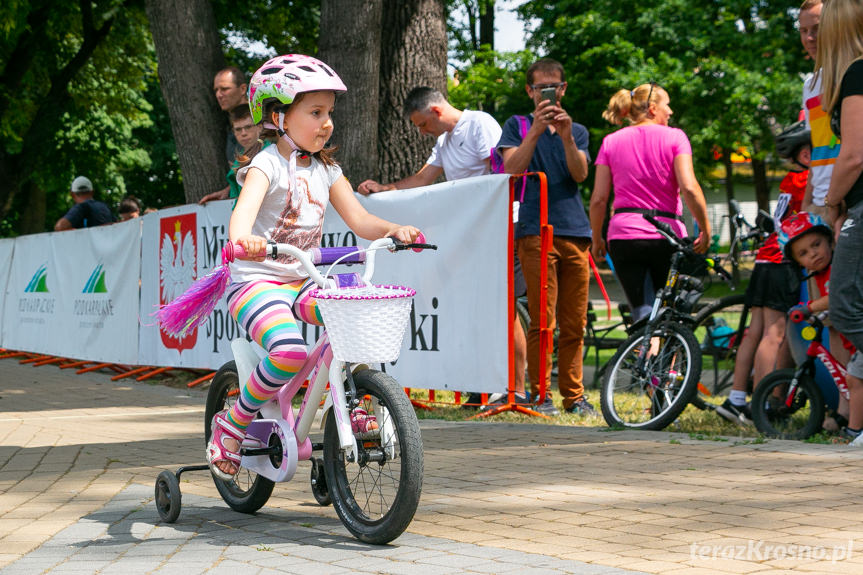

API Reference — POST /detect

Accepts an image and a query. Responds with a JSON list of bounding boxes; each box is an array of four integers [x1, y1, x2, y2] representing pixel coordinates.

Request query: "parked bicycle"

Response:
[[155, 237, 435, 545], [691, 199, 774, 396], [751, 309, 850, 440], [600, 214, 734, 430]]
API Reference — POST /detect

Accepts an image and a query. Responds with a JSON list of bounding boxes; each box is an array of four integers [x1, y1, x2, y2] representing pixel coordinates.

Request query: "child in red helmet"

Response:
[[779, 212, 856, 437]]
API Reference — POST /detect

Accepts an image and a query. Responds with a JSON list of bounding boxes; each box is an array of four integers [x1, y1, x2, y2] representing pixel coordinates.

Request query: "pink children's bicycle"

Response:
[[154, 237, 436, 545]]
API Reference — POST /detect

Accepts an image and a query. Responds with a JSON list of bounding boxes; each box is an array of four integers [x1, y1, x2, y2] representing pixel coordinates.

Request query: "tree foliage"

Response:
[[514, 0, 811, 199], [0, 0, 182, 235]]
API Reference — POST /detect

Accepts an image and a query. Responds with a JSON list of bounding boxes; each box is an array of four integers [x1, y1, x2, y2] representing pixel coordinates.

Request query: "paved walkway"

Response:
[[1, 358, 862, 575]]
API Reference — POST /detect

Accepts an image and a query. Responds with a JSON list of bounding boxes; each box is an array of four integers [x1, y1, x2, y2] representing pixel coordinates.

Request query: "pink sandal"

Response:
[[207, 410, 245, 480], [351, 408, 379, 435]]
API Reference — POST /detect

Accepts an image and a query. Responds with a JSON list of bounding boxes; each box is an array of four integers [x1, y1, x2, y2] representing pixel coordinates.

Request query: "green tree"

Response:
[[514, 0, 810, 209], [0, 0, 158, 235]]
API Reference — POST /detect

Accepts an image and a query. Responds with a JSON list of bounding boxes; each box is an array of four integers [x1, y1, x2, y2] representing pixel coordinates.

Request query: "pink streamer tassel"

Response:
[[156, 243, 242, 338]]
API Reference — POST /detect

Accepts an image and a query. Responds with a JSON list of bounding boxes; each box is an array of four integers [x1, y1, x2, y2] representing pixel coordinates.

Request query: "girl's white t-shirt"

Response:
[[231, 145, 343, 283]]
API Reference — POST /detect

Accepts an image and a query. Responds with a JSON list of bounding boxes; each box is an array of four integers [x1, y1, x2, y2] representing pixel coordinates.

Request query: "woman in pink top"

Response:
[[589, 83, 710, 321]]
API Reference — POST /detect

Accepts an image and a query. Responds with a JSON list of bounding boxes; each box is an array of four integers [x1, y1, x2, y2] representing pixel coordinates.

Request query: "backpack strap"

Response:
[[514, 115, 530, 202]]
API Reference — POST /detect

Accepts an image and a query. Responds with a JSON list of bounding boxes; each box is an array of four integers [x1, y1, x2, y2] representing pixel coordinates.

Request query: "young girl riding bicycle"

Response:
[[207, 55, 421, 479]]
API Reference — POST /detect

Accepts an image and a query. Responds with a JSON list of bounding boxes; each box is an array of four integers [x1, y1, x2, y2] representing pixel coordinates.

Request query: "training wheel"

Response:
[[155, 470, 182, 523], [310, 457, 331, 506]]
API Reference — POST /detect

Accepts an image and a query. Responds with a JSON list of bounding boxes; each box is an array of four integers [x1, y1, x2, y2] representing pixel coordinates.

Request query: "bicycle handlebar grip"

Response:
[[222, 241, 273, 263], [222, 242, 245, 263], [789, 308, 808, 323], [412, 232, 426, 252], [729, 198, 741, 215]]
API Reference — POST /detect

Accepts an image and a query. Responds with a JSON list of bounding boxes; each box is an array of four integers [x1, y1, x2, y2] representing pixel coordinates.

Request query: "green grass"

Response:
[[411, 388, 761, 438]]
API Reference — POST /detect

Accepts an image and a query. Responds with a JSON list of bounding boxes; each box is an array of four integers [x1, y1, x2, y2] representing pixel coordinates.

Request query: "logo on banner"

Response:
[[75, 263, 114, 328], [159, 214, 198, 351], [25, 263, 49, 293], [19, 262, 54, 321], [82, 263, 108, 293]]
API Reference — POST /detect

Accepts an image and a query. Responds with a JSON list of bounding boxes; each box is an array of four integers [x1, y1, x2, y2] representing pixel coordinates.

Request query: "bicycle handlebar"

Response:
[[789, 308, 828, 326], [641, 214, 734, 287], [227, 235, 437, 288]]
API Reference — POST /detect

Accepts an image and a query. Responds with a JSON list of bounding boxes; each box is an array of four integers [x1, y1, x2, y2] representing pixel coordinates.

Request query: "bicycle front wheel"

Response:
[[323, 369, 423, 545], [751, 369, 825, 440], [204, 361, 275, 514], [601, 321, 701, 430], [692, 294, 749, 396]]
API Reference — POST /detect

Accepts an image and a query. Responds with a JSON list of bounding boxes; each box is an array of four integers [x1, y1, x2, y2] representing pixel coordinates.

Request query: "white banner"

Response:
[[0, 238, 14, 348], [2, 221, 141, 363], [138, 202, 239, 369], [137, 175, 510, 393]]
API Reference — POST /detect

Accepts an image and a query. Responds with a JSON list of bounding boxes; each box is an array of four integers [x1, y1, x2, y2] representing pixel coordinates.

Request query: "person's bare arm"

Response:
[[551, 107, 588, 183], [356, 164, 443, 195], [824, 95, 863, 208], [228, 167, 269, 261], [673, 154, 711, 253], [801, 176, 815, 212], [589, 164, 612, 260], [199, 187, 230, 205], [330, 176, 420, 242], [54, 218, 73, 231]]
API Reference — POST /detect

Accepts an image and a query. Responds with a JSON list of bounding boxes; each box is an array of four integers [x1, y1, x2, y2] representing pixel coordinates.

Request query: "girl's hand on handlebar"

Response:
[[591, 238, 607, 261], [385, 225, 420, 244], [235, 235, 268, 261], [692, 230, 709, 254]]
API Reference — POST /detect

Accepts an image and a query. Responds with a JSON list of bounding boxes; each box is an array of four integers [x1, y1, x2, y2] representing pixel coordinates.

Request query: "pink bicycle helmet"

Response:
[[248, 54, 347, 124]]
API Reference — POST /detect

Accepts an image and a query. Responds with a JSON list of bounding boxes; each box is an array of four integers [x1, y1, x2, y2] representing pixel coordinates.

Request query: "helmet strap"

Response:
[[264, 110, 310, 206]]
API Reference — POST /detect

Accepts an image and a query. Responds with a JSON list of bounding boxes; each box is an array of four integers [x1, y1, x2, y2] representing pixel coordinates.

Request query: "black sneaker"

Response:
[[566, 397, 598, 416], [478, 392, 531, 413], [461, 392, 482, 410], [715, 398, 752, 425], [531, 394, 560, 416]]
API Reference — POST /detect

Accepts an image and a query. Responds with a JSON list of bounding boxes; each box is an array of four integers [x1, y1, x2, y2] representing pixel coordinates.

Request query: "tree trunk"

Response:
[[752, 156, 770, 213], [479, 0, 495, 49], [318, 0, 383, 185], [378, 0, 448, 183], [145, 0, 226, 204], [18, 181, 46, 235]]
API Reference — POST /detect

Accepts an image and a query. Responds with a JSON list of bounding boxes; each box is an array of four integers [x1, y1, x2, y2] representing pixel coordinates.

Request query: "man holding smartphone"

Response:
[[356, 87, 501, 193], [496, 58, 595, 417]]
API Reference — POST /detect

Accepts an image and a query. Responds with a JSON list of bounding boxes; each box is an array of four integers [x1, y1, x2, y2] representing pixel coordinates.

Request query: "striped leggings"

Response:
[[225, 279, 323, 431]]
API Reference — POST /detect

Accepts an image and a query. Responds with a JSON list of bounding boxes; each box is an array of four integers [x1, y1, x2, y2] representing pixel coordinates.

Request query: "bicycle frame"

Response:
[[785, 323, 850, 409], [230, 238, 404, 482]]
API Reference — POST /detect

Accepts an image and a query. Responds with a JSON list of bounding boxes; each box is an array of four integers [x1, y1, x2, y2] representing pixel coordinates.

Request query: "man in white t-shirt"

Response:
[[799, 0, 840, 216], [357, 87, 502, 193], [358, 88, 526, 409]]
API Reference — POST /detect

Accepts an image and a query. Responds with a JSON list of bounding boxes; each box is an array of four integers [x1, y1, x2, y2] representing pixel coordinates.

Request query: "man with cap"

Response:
[[54, 176, 115, 231]]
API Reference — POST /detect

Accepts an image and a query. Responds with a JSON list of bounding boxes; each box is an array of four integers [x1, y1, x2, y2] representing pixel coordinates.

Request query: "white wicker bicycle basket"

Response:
[[311, 284, 416, 363]]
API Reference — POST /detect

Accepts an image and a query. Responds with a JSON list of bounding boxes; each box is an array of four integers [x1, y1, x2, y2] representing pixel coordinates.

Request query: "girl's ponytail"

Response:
[[602, 89, 634, 125]]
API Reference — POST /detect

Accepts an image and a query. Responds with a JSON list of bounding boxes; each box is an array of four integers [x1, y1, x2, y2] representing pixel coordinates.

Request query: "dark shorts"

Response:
[[514, 247, 527, 298], [744, 262, 801, 312]]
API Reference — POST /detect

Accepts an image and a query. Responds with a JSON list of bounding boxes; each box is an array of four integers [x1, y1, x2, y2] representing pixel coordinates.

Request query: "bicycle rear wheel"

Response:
[[204, 361, 275, 513], [751, 369, 825, 439], [324, 369, 423, 544], [692, 294, 749, 396], [601, 321, 701, 430]]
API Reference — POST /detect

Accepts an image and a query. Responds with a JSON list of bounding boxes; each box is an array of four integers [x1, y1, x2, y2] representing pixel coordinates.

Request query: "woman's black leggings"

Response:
[[608, 239, 676, 322]]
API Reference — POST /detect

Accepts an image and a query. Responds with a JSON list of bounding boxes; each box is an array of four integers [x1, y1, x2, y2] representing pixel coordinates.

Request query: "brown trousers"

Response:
[[517, 234, 591, 409]]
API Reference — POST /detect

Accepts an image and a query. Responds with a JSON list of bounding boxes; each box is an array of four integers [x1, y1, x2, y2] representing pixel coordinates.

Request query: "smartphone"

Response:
[[541, 87, 557, 104]]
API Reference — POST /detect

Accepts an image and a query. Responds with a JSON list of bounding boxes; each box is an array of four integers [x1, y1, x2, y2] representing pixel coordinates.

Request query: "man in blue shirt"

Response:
[[497, 58, 595, 417], [54, 176, 114, 230]]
